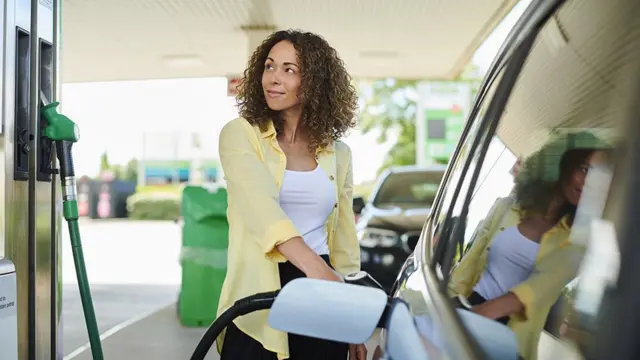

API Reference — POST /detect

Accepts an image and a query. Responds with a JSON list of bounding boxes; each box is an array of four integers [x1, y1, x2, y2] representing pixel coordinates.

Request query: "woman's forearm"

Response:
[[277, 237, 337, 279], [500, 292, 525, 316], [472, 292, 524, 320]]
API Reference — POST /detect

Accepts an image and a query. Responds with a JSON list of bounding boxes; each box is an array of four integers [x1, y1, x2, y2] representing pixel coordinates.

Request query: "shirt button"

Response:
[[334, 203, 337, 208]]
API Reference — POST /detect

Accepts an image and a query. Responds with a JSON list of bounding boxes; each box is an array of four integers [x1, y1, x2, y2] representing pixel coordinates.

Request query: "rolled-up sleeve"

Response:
[[509, 244, 584, 321], [219, 119, 300, 262], [331, 145, 361, 275]]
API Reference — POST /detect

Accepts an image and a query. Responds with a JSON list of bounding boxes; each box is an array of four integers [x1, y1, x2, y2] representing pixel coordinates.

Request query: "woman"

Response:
[[216, 29, 367, 360], [448, 132, 610, 359]]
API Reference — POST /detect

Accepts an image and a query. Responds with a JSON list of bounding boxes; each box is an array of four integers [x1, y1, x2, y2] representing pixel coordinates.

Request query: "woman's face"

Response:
[[261, 40, 302, 112], [561, 151, 603, 206]]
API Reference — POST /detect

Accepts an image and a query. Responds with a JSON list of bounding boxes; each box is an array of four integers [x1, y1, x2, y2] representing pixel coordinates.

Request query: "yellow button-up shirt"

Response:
[[449, 197, 584, 360], [216, 117, 361, 359]]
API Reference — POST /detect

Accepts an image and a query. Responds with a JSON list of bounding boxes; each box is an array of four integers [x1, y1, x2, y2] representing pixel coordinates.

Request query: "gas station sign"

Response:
[[416, 82, 473, 165]]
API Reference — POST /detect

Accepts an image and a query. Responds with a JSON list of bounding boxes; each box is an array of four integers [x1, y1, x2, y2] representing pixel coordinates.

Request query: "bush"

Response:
[[127, 191, 181, 220], [354, 181, 375, 201]]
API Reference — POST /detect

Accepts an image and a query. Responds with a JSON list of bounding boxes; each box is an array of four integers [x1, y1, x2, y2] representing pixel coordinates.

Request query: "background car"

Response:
[[355, 165, 445, 292]]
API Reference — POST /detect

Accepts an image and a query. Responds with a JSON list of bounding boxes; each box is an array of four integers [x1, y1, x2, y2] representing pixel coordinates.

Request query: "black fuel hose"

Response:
[[191, 272, 391, 360], [190, 290, 280, 360]]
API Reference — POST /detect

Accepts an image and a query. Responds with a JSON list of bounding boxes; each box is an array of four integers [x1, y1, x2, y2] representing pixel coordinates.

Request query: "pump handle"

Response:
[[56, 141, 75, 178]]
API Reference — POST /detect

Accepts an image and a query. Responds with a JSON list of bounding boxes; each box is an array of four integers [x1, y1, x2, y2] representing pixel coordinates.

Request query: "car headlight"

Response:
[[358, 228, 399, 247]]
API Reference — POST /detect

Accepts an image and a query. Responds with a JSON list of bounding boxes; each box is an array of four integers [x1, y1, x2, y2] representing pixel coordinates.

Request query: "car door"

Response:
[[390, 1, 569, 359], [390, 1, 640, 360]]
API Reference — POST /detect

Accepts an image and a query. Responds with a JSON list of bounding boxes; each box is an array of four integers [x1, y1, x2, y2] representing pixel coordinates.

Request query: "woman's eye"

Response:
[[265, 64, 274, 70], [285, 68, 295, 73]]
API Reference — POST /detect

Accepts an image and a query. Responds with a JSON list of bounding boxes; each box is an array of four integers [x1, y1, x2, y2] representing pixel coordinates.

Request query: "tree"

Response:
[[99, 151, 111, 172], [123, 158, 138, 182], [357, 78, 419, 174], [357, 63, 484, 174], [97, 151, 138, 182]]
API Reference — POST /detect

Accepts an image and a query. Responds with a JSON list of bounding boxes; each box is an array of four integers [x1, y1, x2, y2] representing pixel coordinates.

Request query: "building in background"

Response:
[[138, 132, 219, 186]]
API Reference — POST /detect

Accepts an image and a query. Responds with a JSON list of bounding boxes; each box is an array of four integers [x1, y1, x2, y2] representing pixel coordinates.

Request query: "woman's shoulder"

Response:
[[218, 118, 265, 153], [488, 196, 518, 212], [333, 140, 352, 158], [221, 117, 259, 134]]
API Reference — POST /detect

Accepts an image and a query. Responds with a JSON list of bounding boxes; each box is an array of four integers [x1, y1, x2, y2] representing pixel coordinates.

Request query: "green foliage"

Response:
[[97, 151, 138, 182], [99, 151, 111, 171], [354, 181, 375, 201], [127, 192, 180, 220], [356, 64, 484, 174], [357, 78, 419, 174], [136, 184, 182, 195], [120, 158, 139, 182]]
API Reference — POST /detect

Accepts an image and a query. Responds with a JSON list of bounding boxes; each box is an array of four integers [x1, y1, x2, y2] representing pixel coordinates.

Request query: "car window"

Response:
[[426, 72, 502, 257], [438, 0, 635, 359], [373, 171, 444, 208], [409, 7, 546, 358], [394, 65, 512, 359], [463, 137, 517, 247]]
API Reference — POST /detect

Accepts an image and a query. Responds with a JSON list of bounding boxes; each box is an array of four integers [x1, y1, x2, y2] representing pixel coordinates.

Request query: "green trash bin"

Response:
[[178, 185, 229, 327]]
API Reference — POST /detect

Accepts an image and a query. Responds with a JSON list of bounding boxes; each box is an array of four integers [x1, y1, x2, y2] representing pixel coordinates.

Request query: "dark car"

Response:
[[355, 165, 445, 292]]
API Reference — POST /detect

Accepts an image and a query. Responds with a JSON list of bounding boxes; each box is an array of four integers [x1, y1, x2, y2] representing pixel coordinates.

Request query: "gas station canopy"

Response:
[[62, 0, 518, 83]]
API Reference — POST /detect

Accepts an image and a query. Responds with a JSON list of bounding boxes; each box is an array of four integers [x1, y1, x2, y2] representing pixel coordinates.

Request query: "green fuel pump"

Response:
[[40, 91, 104, 360]]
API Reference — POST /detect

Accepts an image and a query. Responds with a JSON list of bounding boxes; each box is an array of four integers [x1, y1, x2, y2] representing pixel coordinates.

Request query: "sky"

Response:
[[62, 0, 531, 184]]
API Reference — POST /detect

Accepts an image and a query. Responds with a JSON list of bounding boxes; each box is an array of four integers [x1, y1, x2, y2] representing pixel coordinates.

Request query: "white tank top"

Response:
[[474, 225, 540, 300], [279, 166, 336, 255]]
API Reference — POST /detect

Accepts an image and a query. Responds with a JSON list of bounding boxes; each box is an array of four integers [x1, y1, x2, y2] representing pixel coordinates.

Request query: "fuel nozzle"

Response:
[[40, 91, 80, 203]]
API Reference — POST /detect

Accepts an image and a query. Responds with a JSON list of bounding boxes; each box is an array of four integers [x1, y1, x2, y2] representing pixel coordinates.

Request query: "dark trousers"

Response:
[[467, 291, 510, 325], [220, 254, 349, 360]]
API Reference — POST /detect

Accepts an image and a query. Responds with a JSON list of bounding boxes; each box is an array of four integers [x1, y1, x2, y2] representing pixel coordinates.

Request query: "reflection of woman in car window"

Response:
[[448, 132, 610, 360]]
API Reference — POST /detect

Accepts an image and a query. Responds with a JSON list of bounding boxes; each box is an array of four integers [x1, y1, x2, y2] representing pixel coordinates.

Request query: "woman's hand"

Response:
[[471, 292, 524, 320], [349, 343, 367, 360]]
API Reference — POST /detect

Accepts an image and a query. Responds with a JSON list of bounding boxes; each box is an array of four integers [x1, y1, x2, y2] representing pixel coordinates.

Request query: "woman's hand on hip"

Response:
[[349, 343, 367, 360]]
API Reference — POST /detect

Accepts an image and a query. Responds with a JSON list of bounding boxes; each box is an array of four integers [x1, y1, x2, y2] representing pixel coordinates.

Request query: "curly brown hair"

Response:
[[514, 148, 595, 221], [236, 29, 358, 151]]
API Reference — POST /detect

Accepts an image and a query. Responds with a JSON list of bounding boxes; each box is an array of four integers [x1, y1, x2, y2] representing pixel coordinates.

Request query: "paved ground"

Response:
[[62, 219, 182, 356], [62, 219, 380, 359]]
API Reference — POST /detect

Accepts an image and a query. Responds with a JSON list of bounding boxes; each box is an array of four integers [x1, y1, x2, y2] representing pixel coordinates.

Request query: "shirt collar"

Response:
[[261, 120, 335, 154], [512, 204, 572, 231]]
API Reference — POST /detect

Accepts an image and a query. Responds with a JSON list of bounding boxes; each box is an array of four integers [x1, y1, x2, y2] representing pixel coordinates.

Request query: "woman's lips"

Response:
[[266, 90, 284, 97]]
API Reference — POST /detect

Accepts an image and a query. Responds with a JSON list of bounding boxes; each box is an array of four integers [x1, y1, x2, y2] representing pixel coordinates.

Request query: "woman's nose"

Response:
[[269, 71, 281, 84]]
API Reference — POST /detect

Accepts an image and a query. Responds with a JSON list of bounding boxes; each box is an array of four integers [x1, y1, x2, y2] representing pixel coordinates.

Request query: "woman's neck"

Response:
[[280, 108, 306, 145], [543, 194, 566, 221]]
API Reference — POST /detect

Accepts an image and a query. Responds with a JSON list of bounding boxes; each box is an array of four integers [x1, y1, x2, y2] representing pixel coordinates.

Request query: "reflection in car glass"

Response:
[[449, 131, 612, 359], [385, 1, 640, 360]]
